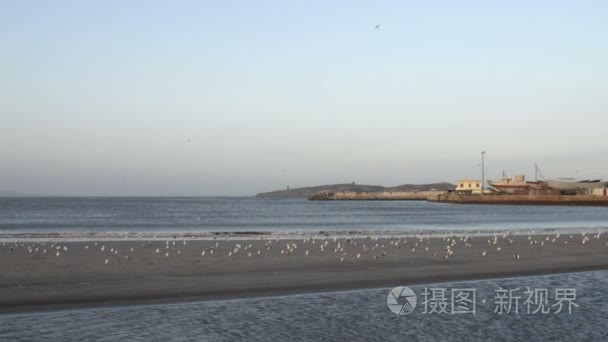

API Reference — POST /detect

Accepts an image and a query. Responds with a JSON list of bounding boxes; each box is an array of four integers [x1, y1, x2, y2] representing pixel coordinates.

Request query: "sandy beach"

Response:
[[1, 233, 608, 313]]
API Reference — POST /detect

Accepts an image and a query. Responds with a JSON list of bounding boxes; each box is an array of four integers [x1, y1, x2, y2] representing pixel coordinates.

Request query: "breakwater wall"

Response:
[[309, 191, 446, 201], [428, 194, 608, 206], [309, 191, 608, 206]]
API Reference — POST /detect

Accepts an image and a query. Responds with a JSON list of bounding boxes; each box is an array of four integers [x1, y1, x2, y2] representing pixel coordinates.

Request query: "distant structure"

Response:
[[286, 186, 290, 191], [481, 151, 486, 193], [488, 164, 607, 195], [488, 174, 535, 194], [455, 179, 482, 195]]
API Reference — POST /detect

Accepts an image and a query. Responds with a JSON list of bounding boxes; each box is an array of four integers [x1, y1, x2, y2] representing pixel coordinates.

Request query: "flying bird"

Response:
[[375, 24, 380, 29]]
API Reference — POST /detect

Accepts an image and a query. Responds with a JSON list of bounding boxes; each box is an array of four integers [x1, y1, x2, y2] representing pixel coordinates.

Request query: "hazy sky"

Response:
[[1, 1, 607, 196]]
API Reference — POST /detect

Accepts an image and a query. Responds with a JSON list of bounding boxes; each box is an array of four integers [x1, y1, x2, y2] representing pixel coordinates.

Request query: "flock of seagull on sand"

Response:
[[2, 230, 607, 265]]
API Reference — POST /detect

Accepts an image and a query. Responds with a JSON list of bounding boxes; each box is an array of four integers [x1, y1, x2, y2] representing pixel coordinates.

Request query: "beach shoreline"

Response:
[[2, 226, 607, 242], [2, 233, 607, 314]]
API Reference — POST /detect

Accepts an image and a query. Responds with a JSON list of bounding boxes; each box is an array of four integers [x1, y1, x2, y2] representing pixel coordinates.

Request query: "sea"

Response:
[[1, 196, 608, 235], [1, 197, 607, 341]]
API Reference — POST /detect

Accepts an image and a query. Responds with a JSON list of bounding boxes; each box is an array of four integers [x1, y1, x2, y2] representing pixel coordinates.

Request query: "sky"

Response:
[[1, 0, 608, 196]]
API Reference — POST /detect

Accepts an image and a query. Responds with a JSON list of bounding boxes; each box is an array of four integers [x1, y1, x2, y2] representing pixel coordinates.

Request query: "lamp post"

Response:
[[481, 151, 486, 194]]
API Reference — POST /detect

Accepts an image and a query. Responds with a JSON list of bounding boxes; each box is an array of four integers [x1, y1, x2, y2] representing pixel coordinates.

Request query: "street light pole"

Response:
[[481, 151, 486, 194]]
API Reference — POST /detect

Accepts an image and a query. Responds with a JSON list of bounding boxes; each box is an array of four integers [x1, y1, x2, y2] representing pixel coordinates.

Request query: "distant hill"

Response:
[[256, 182, 455, 197], [256, 184, 385, 198], [386, 182, 455, 192]]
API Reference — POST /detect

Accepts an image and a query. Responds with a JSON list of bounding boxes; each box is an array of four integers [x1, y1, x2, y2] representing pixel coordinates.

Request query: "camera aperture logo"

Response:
[[387, 286, 417, 315]]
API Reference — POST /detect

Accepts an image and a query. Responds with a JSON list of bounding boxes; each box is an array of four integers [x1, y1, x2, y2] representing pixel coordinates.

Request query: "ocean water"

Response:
[[1, 197, 608, 235], [1, 271, 606, 341]]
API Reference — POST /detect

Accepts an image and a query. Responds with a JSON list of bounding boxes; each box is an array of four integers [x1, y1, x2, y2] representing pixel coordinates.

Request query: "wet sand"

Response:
[[1, 233, 608, 313]]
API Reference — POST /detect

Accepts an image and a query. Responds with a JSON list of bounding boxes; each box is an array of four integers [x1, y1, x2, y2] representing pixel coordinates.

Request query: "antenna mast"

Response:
[[534, 164, 546, 181], [481, 151, 486, 194]]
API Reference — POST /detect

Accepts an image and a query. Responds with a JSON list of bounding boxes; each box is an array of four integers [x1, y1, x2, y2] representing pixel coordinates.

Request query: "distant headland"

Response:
[[256, 182, 455, 198]]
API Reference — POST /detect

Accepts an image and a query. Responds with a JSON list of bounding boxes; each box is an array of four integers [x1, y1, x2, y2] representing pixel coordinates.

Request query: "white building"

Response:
[[455, 179, 482, 194]]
